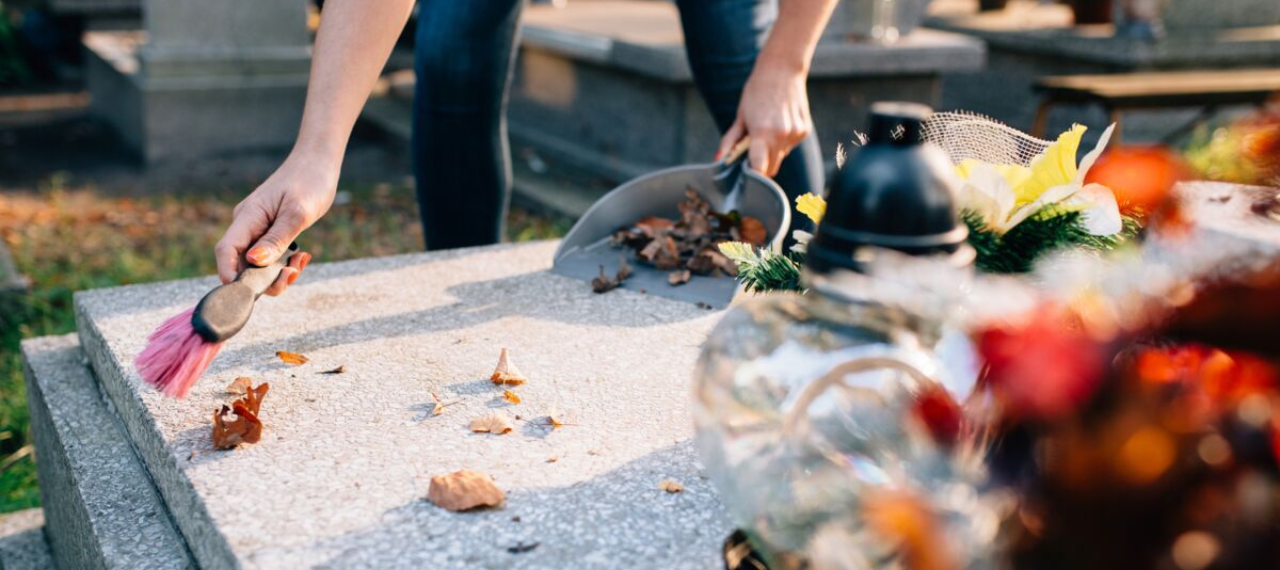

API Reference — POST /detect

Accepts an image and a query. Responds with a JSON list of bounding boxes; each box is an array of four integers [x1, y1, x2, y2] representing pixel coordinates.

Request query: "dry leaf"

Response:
[[226, 377, 252, 395], [470, 413, 514, 435], [429, 392, 449, 416], [320, 364, 346, 374], [428, 470, 506, 512], [545, 414, 565, 429], [658, 479, 684, 493], [211, 382, 269, 450], [276, 351, 309, 366], [490, 348, 527, 386], [591, 258, 632, 294], [668, 269, 691, 286], [502, 390, 521, 405], [739, 216, 767, 247], [546, 457, 558, 463]]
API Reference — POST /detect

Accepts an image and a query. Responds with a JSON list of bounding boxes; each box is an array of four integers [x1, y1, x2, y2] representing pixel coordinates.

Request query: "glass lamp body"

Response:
[[693, 258, 1000, 569]]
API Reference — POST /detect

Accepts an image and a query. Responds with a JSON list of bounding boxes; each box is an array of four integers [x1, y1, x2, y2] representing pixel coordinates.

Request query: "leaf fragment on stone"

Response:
[[490, 348, 528, 386], [212, 382, 269, 450], [429, 392, 450, 416], [320, 364, 346, 374], [545, 414, 565, 429], [427, 470, 506, 512], [658, 479, 684, 493], [470, 413, 514, 435], [226, 377, 252, 395], [276, 351, 309, 366], [502, 390, 521, 405]]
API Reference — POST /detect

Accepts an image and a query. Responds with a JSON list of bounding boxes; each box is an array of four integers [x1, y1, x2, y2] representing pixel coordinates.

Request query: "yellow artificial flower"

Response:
[[1016, 124, 1086, 204], [795, 193, 827, 224], [955, 123, 1121, 236], [956, 160, 1032, 195]]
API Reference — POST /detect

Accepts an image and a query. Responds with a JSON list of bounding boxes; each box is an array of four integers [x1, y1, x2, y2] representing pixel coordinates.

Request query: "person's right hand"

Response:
[[214, 152, 339, 296]]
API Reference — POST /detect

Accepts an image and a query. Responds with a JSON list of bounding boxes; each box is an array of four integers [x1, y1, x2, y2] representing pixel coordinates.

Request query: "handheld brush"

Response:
[[135, 243, 299, 398]]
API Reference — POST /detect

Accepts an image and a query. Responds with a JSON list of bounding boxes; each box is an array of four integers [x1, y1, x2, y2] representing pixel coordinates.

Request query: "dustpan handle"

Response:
[[719, 137, 751, 167]]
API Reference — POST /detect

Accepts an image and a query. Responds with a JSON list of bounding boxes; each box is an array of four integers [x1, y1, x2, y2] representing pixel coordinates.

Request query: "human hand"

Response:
[[715, 67, 813, 178], [214, 152, 337, 296]]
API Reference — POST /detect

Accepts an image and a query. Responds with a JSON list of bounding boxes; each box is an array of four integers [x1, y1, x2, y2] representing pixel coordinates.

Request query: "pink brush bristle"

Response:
[[134, 307, 224, 399]]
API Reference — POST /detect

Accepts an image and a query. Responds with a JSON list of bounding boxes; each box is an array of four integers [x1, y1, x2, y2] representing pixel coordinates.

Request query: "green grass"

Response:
[[0, 179, 570, 513]]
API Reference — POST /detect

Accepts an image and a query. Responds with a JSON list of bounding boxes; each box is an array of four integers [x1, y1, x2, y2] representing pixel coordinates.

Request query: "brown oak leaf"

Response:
[[739, 216, 768, 247], [490, 348, 528, 386], [211, 382, 269, 450], [428, 470, 506, 512], [276, 351, 309, 366]]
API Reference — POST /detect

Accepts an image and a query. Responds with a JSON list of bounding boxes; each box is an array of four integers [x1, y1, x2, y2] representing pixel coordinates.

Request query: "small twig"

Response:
[[0, 444, 33, 473]]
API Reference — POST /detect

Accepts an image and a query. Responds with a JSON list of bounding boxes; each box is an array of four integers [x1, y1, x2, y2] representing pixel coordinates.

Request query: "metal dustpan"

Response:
[[552, 141, 792, 309]]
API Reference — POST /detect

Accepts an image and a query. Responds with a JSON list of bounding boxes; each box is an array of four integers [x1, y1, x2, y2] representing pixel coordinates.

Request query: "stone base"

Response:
[[0, 239, 29, 295], [508, 1, 983, 181], [927, 0, 1280, 140], [22, 334, 195, 570], [84, 31, 308, 164], [0, 509, 52, 570]]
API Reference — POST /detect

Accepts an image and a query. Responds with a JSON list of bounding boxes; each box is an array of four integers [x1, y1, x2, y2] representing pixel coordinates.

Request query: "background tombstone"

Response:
[[84, 0, 311, 164]]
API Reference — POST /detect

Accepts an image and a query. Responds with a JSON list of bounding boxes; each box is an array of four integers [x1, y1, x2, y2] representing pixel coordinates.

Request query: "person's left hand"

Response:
[[716, 67, 813, 178]]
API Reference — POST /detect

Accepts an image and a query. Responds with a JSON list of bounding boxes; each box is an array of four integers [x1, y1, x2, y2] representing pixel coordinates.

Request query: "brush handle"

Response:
[[191, 243, 299, 343]]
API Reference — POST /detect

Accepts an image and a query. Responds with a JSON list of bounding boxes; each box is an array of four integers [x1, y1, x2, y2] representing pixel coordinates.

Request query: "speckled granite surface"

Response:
[[0, 509, 51, 570], [74, 241, 732, 570], [22, 334, 194, 570]]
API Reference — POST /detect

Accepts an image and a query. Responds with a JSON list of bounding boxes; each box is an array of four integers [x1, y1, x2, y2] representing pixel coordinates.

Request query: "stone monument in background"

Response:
[[84, 0, 311, 163]]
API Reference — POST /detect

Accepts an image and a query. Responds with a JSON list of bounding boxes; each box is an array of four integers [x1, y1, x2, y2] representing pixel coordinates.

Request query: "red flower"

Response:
[[978, 307, 1107, 421]]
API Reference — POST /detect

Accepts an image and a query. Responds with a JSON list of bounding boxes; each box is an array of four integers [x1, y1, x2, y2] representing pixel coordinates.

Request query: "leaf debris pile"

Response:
[[428, 470, 506, 511], [212, 382, 269, 450], [609, 190, 764, 287]]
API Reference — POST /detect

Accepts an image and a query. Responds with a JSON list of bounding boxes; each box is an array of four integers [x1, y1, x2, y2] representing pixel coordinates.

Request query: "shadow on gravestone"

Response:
[[202, 269, 711, 377], [296, 441, 729, 570]]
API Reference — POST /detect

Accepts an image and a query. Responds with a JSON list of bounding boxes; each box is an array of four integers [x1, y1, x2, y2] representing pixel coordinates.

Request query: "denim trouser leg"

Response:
[[412, 0, 524, 250], [412, 0, 824, 251], [675, 0, 827, 230]]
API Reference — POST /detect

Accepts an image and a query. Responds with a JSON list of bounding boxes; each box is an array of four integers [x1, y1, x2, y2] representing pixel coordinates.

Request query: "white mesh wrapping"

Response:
[[922, 111, 1053, 168]]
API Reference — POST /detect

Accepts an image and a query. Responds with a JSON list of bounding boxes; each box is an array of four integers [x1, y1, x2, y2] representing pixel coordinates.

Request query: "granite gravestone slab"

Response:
[[74, 241, 733, 570]]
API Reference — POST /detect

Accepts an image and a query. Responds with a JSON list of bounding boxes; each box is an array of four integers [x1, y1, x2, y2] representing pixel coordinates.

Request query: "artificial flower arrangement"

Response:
[[721, 122, 1143, 291]]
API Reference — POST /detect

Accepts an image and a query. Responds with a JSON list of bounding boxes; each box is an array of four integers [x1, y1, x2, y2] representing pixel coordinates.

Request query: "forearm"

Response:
[[756, 0, 840, 76], [293, 0, 416, 164]]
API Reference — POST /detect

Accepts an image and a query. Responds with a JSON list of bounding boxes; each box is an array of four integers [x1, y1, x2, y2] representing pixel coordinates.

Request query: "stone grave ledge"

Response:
[[73, 241, 733, 569], [925, 0, 1280, 69], [22, 334, 195, 570], [522, 0, 985, 83]]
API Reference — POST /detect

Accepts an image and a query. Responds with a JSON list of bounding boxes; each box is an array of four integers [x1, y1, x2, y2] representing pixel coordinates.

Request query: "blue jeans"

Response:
[[412, 0, 825, 250]]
